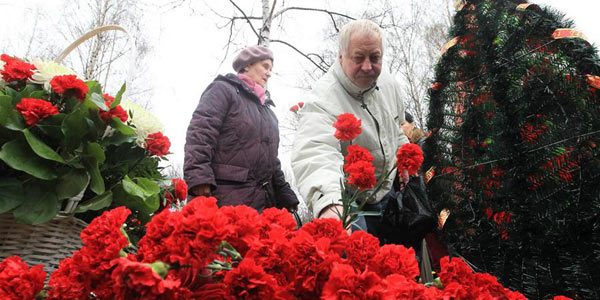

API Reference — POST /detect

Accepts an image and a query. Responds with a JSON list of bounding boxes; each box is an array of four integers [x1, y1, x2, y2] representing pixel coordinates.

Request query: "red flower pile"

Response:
[[396, 142, 424, 175], [145, 132, 171, 157], [50, 75, 89, 101], [15, 98, 59, 126], [98, 94, 128, 123], [0, 256, 46, 300], [0, 54, 35, 83], [3, 199, 574, 299], [333, 113, 362, 141]]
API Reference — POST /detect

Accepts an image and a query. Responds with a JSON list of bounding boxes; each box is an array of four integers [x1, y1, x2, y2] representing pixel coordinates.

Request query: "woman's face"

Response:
[[244, 59, 273, 87], [401, 120, 415, 138]]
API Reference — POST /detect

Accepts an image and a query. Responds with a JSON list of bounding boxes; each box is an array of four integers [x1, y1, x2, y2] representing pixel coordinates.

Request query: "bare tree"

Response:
[[54, 0, 153, 106], [384, 0, 452, 129]]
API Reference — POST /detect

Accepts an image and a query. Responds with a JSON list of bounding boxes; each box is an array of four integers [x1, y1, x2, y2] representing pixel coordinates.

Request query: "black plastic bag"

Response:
[[380, 175, 437, 248]]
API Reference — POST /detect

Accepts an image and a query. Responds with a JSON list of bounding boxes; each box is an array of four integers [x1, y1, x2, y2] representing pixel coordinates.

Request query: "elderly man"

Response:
[[291, 19, 409, 236]]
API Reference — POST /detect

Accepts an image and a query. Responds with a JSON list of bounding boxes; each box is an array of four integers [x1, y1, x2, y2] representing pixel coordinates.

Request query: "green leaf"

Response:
[[111, 83, 126, 108], [36, 114, 65, 140], [23, 128, 66, 163], [86, 81, 103, 96], [82, 142, 106, 194], [109, 117, 135, 135], [29, 90, 48, 99], [17, 84, 41, 99], [12, 184, 60, 225], [0, 95, 25, 130], [0, 139, 57, 180], [62, 106, 89, 150], [90, 93, 109, 111], [55, 168, 89, 200], [75, 191, 112, 213], [0, 177, 24, 214], [114, 176, 160, 215]]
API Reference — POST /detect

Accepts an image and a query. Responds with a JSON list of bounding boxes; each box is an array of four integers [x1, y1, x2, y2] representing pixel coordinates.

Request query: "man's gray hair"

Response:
[[338, 19, 384, 55]]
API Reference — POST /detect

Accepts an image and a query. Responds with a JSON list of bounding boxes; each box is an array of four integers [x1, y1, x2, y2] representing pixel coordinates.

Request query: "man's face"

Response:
[[339, 33, 383, 89]]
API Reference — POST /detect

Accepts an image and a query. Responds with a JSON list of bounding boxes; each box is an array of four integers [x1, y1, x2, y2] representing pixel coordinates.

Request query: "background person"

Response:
[[184, 45, 298, 212], [291, 19, 410, 237]]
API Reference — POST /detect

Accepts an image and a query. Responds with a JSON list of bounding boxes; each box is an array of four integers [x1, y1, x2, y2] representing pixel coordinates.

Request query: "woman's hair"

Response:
[[339, 19, 384, 55]]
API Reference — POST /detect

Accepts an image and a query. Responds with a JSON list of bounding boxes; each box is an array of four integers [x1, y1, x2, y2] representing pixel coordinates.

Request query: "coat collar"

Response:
[[332, 60, 378, 101], [218, 73, 275, 107]]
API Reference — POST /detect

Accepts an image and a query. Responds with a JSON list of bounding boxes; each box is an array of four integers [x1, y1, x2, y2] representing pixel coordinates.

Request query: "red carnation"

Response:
[[396, 143, 424, 176], [15, 98, 60, 126], [298, 101, 304, 108], [223, 258, 282, 299], [345, 160, 377, 191], [369, 244, 419, 279], [299, 218, 348, 254], [289, 104, 299, 112], [111, 258, 180, 299], [345, 231, 380, 272], [0, 256, 46, 300], [171, 178, 188, 201], [333, 113, 362, 141], [99, 93, 128, 123], [145, 132, 171, 157], [50, 75, 88, 101], [321, 263, 385, 300], [344, 144, 374, 164], [0, 54, 35, 83]]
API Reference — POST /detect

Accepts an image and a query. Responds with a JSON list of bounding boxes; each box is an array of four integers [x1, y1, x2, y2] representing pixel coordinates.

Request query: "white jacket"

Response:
[[291, 60, 409, 218]]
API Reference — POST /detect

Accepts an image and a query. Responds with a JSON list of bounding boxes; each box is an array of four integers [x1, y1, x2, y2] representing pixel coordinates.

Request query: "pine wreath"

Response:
[[424, 0, 600, 299]]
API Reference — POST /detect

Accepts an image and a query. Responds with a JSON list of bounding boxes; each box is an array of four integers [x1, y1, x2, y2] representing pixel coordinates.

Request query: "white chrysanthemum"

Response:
[[30, 58, 81, 90], [0, 60, 5, 87], [120, 100, 164, 145]]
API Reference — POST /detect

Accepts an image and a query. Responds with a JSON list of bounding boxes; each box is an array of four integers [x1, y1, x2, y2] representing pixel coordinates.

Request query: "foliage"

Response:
[[0, 55, 169, 225]]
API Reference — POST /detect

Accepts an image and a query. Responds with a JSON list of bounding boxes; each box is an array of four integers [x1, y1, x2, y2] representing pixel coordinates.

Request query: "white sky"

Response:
[[1, 0, 600, 175]]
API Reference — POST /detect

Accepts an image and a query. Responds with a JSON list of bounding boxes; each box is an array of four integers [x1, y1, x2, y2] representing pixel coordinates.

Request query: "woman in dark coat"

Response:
[[184, 45, 298, 212]]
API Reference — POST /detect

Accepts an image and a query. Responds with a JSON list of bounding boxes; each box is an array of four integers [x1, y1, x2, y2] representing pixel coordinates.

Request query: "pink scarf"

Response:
[[237, 73, 266, 104]]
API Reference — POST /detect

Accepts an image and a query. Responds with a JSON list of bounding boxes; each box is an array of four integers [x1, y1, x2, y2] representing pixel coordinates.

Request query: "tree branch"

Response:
[[270, 39, 327, 73], [228, 0, 263, 43]]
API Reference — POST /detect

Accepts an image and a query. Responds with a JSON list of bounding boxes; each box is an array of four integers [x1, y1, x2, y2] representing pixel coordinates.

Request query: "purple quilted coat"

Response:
[[184, 74, 298, 211]]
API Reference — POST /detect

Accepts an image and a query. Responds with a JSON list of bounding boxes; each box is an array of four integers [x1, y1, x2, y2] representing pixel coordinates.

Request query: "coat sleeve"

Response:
[[272, 157, 300, 210], [184, 81, 231, 193], [291, 101, 344, 218]]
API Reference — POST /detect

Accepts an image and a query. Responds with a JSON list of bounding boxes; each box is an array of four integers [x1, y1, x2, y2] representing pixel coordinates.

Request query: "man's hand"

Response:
[[319, 204, 343, 219], [191, 184, 211, 197]]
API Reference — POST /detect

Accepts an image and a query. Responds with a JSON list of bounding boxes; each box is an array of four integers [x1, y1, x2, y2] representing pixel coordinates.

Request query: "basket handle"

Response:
[[54, 25, 136, 96]]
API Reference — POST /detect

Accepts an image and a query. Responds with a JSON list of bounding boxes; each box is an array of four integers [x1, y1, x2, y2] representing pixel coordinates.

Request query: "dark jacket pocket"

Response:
[[213, 163, 249, 183]]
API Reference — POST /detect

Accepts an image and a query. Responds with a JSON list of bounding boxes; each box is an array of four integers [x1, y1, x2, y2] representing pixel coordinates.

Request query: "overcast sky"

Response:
[[1, 0, 599, 175]]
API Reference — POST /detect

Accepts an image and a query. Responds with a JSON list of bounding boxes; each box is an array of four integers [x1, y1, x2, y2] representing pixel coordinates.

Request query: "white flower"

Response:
[[30, 58, 81, 90], [120, 100, 164, 145], [0, 59, 5, 87]]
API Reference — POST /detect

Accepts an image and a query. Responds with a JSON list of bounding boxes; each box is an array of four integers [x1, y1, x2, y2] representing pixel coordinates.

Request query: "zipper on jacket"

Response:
[[358, 89, 387, 180]]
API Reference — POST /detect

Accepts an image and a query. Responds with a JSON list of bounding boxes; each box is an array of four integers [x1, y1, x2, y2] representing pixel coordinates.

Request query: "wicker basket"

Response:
[[0, 25, 135, 273], [0, 213, 88, 274]]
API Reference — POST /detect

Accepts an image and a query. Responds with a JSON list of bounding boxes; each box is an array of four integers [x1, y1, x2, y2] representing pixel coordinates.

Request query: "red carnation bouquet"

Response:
[[331, 113, 424, 230], [0, 202, 571, 299], [0, 54, 170, 225]]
